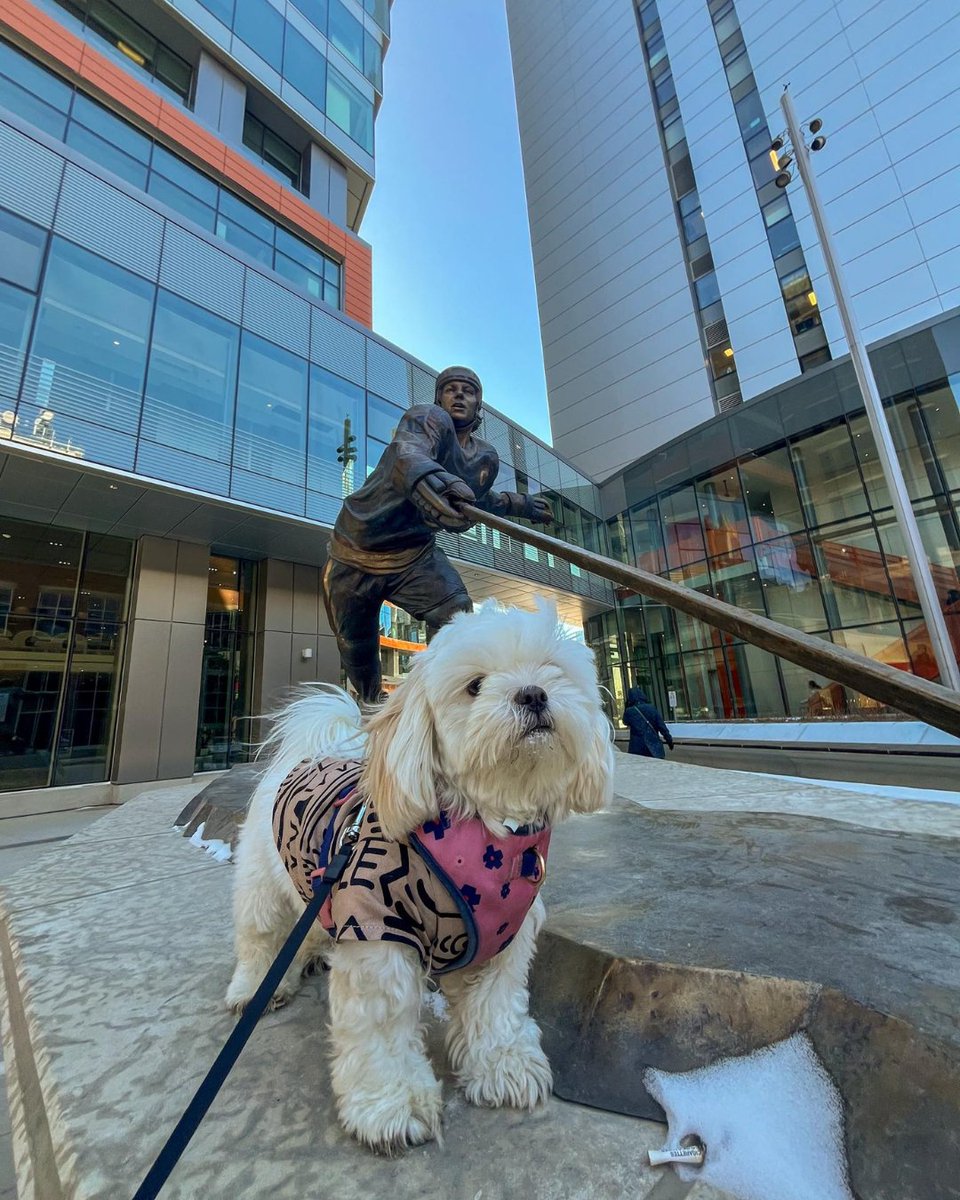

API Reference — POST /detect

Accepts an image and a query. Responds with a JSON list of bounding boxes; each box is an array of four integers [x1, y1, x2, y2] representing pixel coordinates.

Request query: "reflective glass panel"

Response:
[[27, 239, 153, 440], [629, 500, 666, 573], [0, 210, 46, 294], [810, 517, 901, 626], [0, 37, 71, 137], [283, 23, 327, 110], [234, 333, 308, 484], [234, 0, 283, 68], [329, 0, 364, 71], [0, 282, 34, 408], [660, 487, 705, 568], [367, 392, 404, 443], [142, 291, 239, 464], [308, 366, 364, 498], [753, 533, 828, 630], [740, 446, 805, 536], [326, 64, 373, 153], [790, 423, 868, 525]]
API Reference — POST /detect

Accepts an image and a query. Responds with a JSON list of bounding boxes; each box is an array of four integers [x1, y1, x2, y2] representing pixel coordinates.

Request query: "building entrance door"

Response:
[[195, 556, 255, 772]]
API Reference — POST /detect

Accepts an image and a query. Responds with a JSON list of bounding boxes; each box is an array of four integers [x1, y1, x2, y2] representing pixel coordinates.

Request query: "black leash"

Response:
[[132, 839, 356, 1200]]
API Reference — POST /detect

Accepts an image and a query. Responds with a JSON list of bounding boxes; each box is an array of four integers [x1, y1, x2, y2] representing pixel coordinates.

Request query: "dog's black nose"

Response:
[[515, 685, 548, 714]]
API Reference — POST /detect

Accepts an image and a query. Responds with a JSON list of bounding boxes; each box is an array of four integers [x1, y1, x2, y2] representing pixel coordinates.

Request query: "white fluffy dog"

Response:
[[225, 600, 613, 1153]]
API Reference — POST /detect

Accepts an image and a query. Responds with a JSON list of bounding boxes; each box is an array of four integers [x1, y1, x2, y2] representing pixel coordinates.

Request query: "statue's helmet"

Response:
[[432, 362, 480, 410]]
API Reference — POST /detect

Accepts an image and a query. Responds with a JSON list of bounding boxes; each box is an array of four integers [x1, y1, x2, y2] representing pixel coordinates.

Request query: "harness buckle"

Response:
[[523, 847, 547, 889]]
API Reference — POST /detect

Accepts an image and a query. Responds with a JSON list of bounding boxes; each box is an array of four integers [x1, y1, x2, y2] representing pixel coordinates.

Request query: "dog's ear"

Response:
[[361, 664, 439, 841], [569, 710, 615, 815]]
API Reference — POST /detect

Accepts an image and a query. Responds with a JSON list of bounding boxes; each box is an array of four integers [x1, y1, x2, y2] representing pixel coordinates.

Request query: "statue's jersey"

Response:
[[332, 405, 516, 564]]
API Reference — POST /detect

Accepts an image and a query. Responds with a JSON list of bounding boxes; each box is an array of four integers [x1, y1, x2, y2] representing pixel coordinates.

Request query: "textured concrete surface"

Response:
[[3, 757, 959, 1198], [0, 788, 729, 1200]]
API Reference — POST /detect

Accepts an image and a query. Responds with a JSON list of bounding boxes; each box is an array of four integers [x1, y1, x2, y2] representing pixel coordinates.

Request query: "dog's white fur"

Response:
[[226, 599, 614, 1153]]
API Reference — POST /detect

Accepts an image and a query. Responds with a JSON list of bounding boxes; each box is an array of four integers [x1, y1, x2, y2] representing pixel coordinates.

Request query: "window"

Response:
[[274, 228, 340, 307], [695, 271, 721, 310], [329, 0, 364, 73], [242, 111, 302, 189], [28, 239, 154, 435], [679, 192, 706, 243], [734, 89, 765, 136], [308, 367, 363, 497], [0, 209, 47, 293], [66, 93, 151, 187], [234, 333, 308, 486], [767, 214, 801, 258], [283, 24, 326, 111], [147, 146, 217, 230], [289, 0, 328, 33], [142, 291, 239, 465], [326, 64, 373, 153], [0, 36, 71, 137], [56, 0, 192, 101], [196, 0, 234, 23], [234, 0, 283, 70], [363, 31, 383, 90], [0, 282, 35, 405], [367, 393, 404, 443]]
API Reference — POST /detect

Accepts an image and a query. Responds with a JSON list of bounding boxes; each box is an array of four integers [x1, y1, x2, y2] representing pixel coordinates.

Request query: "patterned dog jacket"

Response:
[[273, 756, 551, 975]]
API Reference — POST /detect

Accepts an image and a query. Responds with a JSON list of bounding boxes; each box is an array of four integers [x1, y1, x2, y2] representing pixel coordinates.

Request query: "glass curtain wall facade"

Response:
[[704, 0, 829, 371], [593, 315, 960, 722], [635, 0, 741, 414], [0, 516, 131, 789]]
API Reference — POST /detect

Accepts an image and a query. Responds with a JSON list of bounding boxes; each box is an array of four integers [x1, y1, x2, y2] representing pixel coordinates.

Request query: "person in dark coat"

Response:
[[622, 687, 674, 758]]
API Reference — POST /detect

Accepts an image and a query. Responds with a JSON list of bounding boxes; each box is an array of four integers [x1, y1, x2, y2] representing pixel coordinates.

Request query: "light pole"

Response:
[[774, 86, 960, 692]]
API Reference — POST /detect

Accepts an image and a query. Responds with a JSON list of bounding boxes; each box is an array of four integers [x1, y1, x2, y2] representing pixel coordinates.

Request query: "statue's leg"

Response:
[[322, 560, 385, 703], [388, 545, 472, 642]]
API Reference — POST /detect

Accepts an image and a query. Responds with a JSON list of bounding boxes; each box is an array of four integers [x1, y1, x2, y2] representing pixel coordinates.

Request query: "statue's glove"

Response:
[[525, 494, 554, 525], [411, 471, 476, 531]]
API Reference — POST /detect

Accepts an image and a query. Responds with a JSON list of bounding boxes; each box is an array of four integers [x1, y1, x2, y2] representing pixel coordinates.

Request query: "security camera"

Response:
[[809, 117, 823, 134], [775, 169, 792, 188], [810, 134, 827, 151]]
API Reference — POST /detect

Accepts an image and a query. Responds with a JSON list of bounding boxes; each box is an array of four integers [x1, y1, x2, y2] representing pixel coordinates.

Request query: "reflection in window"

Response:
[[308, 366, 363, 497], [790, 424, 868, 526], [283, 24, 327, 111], [234, 0, 284, 69], [327, 64, 374, 153], [24, 239, 153, 463], [0, 519, 131, 790], [142, 290, 239, 465], [0, 37, 71, 137], [660, 487, 705, 568], [234, 333, 308, 484]]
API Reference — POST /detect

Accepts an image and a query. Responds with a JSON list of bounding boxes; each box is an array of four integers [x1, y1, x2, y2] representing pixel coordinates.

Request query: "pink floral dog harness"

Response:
[[273, 757, 551, 974]]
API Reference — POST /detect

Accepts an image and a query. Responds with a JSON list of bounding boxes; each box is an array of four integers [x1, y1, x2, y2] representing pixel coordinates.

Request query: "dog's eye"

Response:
[[466, 677, 484, 697]]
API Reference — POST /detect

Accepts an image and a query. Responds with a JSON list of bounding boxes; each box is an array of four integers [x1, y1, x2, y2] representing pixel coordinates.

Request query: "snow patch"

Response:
[[644, 1033, 853, 1200], [185, 821, 233, 864]]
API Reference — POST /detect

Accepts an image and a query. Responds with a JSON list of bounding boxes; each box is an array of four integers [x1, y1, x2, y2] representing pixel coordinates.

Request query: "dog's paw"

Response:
[[224, 969, 300, 1015], [458, 1031, 552, 1110], [337, 1081, 443, 1155]]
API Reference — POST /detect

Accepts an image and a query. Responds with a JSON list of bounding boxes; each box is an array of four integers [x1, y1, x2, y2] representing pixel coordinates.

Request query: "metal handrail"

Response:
[[461, 505, 960, 738]]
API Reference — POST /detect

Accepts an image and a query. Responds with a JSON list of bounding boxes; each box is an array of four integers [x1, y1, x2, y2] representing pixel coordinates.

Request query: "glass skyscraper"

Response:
[[506, 0, 960, 722]]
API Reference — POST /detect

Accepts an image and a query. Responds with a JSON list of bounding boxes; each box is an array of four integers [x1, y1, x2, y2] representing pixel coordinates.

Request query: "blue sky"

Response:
[[361, 0, 552, 442]]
